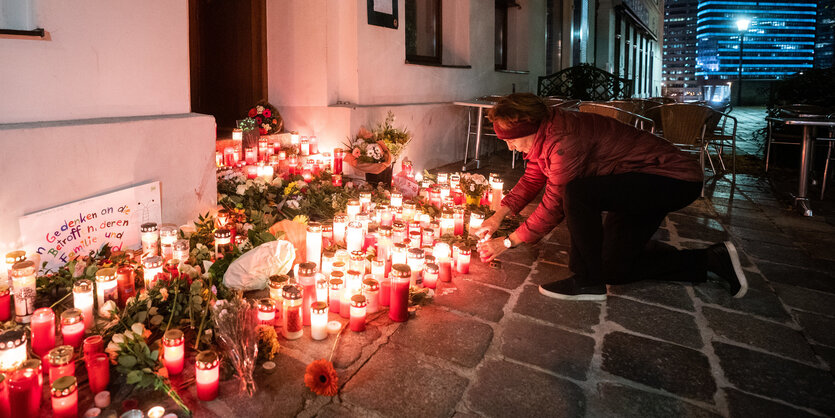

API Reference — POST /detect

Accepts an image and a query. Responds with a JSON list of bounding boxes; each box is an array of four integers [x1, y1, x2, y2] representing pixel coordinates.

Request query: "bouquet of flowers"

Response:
[[212, 298, 259, 396], [460, 173, 489, 203], [342, 126, 393, 175], [374, 111, 411, 160], [246, 102, 284, 135]]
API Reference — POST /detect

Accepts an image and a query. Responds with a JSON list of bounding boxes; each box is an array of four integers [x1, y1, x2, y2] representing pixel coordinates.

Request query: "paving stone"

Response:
[[467, 359, 585, 417], [539, 242, 570, 265], [710, 197, 760, 210], [694, 283, 791, 321], [607, 281, 694, 311], [341, 345, 468, 418], [720, 213, 778, 232], [727, 225, 794, 247], [314, 402, 363, 418], [724, 388, 820, 418], [500, 316, 595, 380], [606, 296, 703, 349], [713, 342, 835, 415], [794, 311, 835, 347], [757, 261, 835, 294], [466, 257, 529, 290], [495, 244, 540, 266], [545, 226, 571, 245], [673, 218, 728, 243], [589, 382, 720, 418], [513, 284, 601, 332], [434, 278, 510, 322], [601, 331, 716, 402], [773, 283, 835, 317], [282, 314, 385, 370], [812, 344, 835, 369], [391, 306, 493, 367], [740, 240, 815, 268], [529, 261, 573, 286], [703, 307, 816, 363]]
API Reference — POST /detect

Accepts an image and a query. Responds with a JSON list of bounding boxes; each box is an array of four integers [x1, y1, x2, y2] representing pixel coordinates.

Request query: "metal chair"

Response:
[[703, 109, 739, 179], [658, 104, 716, 194], [765, 104, 829, 172], [578, 103, 654, 133]]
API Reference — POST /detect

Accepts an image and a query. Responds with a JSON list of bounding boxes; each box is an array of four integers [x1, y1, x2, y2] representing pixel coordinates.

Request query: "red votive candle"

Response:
[[195, 350, 220, 401], [87, 353, 110, 394], [328, 274, 344, 315], [433, 243, 453, 282], [456, 248, 471, 274], [83, 335, 104, 360], [47, 345, 75, 385], [162, 329, 185, 376], [257, 298, 276, 326], [282, 284, 303, 340], [19, 359, 42, 416], [362, 277, 380, 313], [332, 174, 342, 187], [0, 374, 9, 418], [60, 308, 85, 349], [298, 262, 317, 327], [349, 295, 367, 332], [389, 264, 411, 322], [116, 266, 136, 308], [31, 307, 56, 358], [453, 206, 465, 236], [50, 376, 78, 418], [0, 286, 10, 322], [423, 263, 439, 289], [8, 369, 37, 418], [333, 148, 344, 174]]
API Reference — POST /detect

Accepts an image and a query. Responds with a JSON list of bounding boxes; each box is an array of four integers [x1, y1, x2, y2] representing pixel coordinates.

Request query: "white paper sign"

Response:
[[19, 182, 162, 269]]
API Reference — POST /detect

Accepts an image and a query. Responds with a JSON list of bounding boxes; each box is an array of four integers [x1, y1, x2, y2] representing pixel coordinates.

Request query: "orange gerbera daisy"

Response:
[[304, 359, 338, 396]]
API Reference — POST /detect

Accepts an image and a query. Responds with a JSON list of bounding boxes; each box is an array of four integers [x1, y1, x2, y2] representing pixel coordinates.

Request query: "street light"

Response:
[[736, 18, 750, 106]]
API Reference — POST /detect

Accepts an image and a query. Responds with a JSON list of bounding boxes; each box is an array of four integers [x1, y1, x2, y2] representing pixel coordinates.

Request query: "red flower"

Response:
[[248, 108, 257, 117], [259, 128, 267, 135], [304, 359, 338, 396], [255, 116, 262, 124], [264, 109, 272, 118]]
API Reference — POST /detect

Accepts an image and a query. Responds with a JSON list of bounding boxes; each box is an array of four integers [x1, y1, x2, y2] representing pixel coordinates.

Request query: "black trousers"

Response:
[[562, 173, 706, 286]]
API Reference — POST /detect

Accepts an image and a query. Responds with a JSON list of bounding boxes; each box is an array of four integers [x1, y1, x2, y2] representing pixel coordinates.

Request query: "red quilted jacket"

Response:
[[502, 108, 703, 243]]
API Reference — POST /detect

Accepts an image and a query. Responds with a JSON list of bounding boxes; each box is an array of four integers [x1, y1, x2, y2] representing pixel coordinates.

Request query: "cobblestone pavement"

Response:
[[139, 109, 834, 417]]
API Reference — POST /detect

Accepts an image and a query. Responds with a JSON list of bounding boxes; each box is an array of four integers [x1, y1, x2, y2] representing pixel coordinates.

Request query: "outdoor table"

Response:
[[453, 99, 497, 171], [767, 116, 835, 216]]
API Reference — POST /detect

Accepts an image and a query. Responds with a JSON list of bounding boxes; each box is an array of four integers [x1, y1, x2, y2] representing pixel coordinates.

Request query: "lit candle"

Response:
[[439, 184, 451, 203], [408, 230, 421, 248], [10, 260, 36, 324], [349, 295, 367, 332], [389, 264, 411, 323], [31, 307, 56, 358], [359, 192, 372, 212], [449, 173, 460, 189], [407, 248, 425, 287], [214, 228, 233, 260], [83, 335, 104, 360], [142, 256, 164, 291], [437, 172, 448, 184], [430, 188, 442, 208], [333, 148, 344, 174], [72, 280, 95, 331], [0, 329, 27, 372], [195, 350, 220, 401], [346, 221, 364, 253], [159, 224, 178, 261], [306, 222, 323, 267], [392, 243, 408, 266], [362, 277, 380, 313], [328, 273, 344, 315], [433, 243, 453, 283], [392, 206, 403, 223], [232, 128, 243, 141], [147, 406, 166, 418], [0, 286, 9, 322], [423, 263, 439, 289], [268, 274, 289, 302], [421, 228, 434, 248], [310, 302, 329, 341], [322, 224, 334, 248], [47, 345, 75, 384], [257, 298, 276, 326], [392, 222, 407, 244], [8, 368, 36, 418], [173, 240, 190, 266], [95, 268, 118, 316], [349, 251, 366, 275], [341, 270, 362, 319], [490, 178, 504, 211], [402, 202, 416, 222], [390, 192, 403, 208], [51, 376, 78, 418], [333, 214, 348, 246], [376, 227, 392, 263], [288, 156, 298, 176], [300, 136, 310, 155], [316, 275, 329, 302], [346, 200, 361, 221], [420, 212, 431, 229], [457, 248, 472, 274], [453, 206, 465, 236], [20, 359, 42, 414], [245, 147, 257, 164], [282, 284, 303, 340], [297, 262, 317, 326], [431, 221, 441, 240], [86, 352, 109, 394], [320, 251, 335, 277], [60, 308, 85, 350], [257, 164, 274, 182], [140, 223, 160, 257], [469, 211, 484, 233], [223, 146, 236, 167], [115, 266, 136, 309], [440, 211, 454, 236], [332, 260, 347, 275], [443, 196, 455, 210], [331, 173, 343, 187], [162, 329, 185, 376]]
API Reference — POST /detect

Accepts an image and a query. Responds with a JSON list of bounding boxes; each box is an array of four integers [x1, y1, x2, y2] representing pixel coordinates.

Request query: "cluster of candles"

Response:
[[217, 131, 346, 185]]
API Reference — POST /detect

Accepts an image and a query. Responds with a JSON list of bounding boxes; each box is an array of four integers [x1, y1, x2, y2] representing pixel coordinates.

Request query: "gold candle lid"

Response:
[[163, 329, 185, 346], [47, 345, 74, 366], [10, 260, 35, 277], [95, 267, 116, 282], [362, 278, 379, 291], [140, 223, 158, 233], [196, 350, 219, 370], [306, 222, 322, 233], [350, 294, 367, 308], [73, 279, 93, 293], [21, 358, 42, 372], [258, 298, 276, 311], [61, 308, 84, 325], [268, 274, 290, 289], [5, 251, 26, 264], [391, 264, 411, 278], [51, 376, 77, 397], [0, 329, 27, 349], [298, 262, 317, 275], [310, 301, 329, 314]]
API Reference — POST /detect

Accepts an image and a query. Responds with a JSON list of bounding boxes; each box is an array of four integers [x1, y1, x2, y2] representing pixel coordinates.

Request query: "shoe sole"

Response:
[[725, 241, 748, 298], [538, 285, 607, 301]]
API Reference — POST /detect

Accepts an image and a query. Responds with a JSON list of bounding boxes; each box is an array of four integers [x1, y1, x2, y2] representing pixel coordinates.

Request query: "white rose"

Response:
[[124, 330, 135, 339], [150, 315, 164, 326], [236, 184, 247, 195], [287, 200, 300, 210], [131, 323, 146, 336], [112, 333, 125, 344]]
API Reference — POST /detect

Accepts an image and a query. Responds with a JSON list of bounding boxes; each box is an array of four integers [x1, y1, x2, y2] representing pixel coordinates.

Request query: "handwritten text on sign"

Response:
[[19, 182, 162, 269]]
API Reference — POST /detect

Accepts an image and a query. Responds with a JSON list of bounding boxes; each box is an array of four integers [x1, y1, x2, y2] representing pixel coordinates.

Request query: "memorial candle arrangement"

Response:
[[140, 223, 160, 257], [10, 260, 36, 323], [95, 268, 118, 315], [0, 329, 27, 372], [142, 256, 164, 291], [310, 302, 329, 341], [195, 350, 220, 401], [73, 280, 95, 330], [162, 329, 185, 376], [282, 284, 303, 340], [257, 298, 276, 326], [47, 345, 75, 384], [31, 307, 56, 358], [389, 264, 411, 322], [60, 308, 85, 349], [51, 376, 78, 418]]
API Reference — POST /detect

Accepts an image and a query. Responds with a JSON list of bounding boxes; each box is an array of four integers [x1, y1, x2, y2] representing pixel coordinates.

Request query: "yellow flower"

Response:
[[293, 215, 309, 225]]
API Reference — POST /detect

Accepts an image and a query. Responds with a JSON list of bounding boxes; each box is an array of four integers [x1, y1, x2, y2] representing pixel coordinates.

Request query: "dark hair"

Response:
[[487, 93, 549, 129]]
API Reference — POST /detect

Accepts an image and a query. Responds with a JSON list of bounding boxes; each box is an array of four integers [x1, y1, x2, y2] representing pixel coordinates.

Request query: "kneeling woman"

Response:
[[475, 94, 746, 300]]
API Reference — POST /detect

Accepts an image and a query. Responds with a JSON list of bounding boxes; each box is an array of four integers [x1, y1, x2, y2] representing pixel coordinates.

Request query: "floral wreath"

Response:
[[246, 101, 284, 135]]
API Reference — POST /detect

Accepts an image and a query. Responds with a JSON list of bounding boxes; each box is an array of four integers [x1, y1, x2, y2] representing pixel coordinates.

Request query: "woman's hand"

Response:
[[476, 237, 508, 262], [474, 214, 502, 240]]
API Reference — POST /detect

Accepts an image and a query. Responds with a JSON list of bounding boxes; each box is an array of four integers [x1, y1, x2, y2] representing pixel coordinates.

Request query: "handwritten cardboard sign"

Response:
[[19, 182, 162, 269]]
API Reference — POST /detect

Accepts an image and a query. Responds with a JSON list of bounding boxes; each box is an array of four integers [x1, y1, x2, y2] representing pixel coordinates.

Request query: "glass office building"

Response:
[[695, 0, 817, 81], [816, 0, 834, 69], [662, 0, 700, 100]]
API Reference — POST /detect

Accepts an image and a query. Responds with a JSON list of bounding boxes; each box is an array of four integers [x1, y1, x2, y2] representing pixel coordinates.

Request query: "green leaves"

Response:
[[118, 355, 137, 368], [126, 370, 143, 385]]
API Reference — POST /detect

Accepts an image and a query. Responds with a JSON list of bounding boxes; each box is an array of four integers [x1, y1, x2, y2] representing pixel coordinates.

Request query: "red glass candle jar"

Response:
[[349, 294, 367, 332], [31, 307, 56, 358], [162, 329, 185, 376], [0, 374, 9, 418], [19, 359, 42, 415], [116, 266, 136, 308], [257, 298, 276, 326], [195, 350, 220, 401], [50, 376, 78, 418], [60, 308, 85, 349], [8, 369, 37, 418], [388, 264, 411, 323], [282, 284, 303, 340], [333, 148, 344, 174], [0, 286, 9, 322], [47, 345, 75, 385], [87, 352, 110, 394], [83, 335, 104, 360]]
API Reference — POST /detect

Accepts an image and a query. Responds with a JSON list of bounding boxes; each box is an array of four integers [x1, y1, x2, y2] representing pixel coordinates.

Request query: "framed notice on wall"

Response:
[[368, 0, 398, 29], [19, 182, 162, 269]]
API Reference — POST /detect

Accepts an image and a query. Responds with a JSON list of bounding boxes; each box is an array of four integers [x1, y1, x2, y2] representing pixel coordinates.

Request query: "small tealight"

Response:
[[262, 361, 276, 373], [147, 406, 165, 418], [94, 390, 111, 408], [83, 408, 102, 417], [327, 321, 343, 334]]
